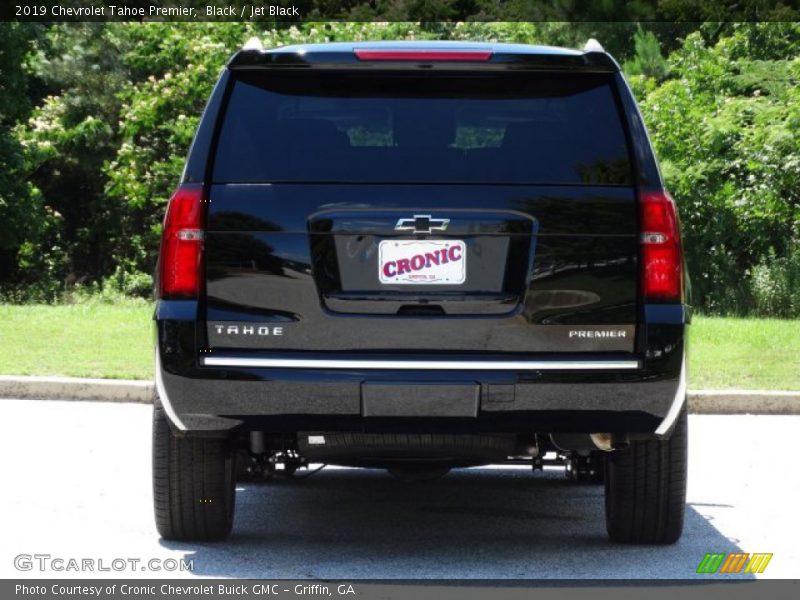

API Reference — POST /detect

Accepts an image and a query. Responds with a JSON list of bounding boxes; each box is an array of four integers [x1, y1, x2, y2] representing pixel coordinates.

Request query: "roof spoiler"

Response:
[[584, 38, 605, 53], [242, 36, 264, 52], [228, 39, 619, 72]]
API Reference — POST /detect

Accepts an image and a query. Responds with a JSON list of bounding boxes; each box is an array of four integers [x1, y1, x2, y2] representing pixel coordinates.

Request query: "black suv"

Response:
[[153, 40, 689, 544]]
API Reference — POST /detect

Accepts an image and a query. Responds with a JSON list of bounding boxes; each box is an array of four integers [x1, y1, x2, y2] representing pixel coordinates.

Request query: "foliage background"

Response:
[[0, 20, 798, 315]]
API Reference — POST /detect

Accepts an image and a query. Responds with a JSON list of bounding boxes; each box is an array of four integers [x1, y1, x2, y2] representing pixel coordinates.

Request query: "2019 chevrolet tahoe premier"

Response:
[[152, 39, 690, 544]]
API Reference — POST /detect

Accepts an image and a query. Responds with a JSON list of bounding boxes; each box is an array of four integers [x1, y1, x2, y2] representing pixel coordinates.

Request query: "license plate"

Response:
[[378, 240, 466, 285]]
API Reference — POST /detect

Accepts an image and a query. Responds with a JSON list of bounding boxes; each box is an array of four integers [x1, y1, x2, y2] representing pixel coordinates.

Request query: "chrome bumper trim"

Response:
[[201, 356, 640, 371]]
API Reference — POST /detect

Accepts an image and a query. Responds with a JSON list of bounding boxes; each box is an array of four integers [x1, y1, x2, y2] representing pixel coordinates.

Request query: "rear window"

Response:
[[213, 71, 632, 185]]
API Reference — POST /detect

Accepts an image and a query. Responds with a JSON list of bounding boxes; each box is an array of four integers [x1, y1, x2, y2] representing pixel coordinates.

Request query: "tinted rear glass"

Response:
[[213, 72, 632, 185]]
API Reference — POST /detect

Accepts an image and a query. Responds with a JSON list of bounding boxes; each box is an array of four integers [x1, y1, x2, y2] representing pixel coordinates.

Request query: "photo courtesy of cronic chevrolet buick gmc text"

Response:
[[153, 39, 690, 544]]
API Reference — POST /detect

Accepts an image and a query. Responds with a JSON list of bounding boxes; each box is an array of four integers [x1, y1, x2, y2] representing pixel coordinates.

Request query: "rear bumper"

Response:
[[155, 302, 688, 437], [156, 354, 685, 437]]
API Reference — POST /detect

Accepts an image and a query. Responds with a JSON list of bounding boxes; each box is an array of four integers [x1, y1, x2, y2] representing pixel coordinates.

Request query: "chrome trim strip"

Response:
[[654, 353, 687, 436], [155, 350, 187, 431], [201, 357, 639, 371]]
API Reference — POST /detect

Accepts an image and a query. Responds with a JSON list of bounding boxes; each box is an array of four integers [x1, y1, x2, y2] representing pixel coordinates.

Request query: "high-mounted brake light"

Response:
[[354, 49, 493, 62], [159, 184, 205, 298], [639, 190, 683, 302]]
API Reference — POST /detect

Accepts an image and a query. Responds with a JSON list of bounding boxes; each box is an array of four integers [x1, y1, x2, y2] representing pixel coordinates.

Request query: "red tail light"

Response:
[[354, 49, 492, 62], [159, 184, 205, 298], [640, 191, 683, 302]]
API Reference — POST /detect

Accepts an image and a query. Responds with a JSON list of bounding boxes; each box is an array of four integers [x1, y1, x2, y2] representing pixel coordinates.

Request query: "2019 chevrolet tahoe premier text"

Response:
[[152, 39, 690, 544]]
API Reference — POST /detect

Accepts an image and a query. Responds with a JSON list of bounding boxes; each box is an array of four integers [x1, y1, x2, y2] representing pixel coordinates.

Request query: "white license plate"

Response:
[[378, 240, 466, 285]]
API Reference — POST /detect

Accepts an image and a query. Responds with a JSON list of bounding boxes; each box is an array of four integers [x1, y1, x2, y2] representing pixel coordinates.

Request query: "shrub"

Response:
[[750, 245, 800, 317], [634, 23, 800, 315]]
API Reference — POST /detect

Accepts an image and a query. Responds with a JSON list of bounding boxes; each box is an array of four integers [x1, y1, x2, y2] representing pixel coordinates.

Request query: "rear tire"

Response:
[[604, 403, 687, 544], [152, 397, 236, 541]]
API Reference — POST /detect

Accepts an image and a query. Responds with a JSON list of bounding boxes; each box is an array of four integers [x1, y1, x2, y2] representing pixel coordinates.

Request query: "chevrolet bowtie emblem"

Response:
[[394, 214, 450, 234]]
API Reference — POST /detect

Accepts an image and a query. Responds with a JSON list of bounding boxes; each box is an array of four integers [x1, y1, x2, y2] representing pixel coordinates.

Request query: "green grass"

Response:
[[690, 315, 800, 390], [0, 305, 798, 389], [0, 303, 153, 380]]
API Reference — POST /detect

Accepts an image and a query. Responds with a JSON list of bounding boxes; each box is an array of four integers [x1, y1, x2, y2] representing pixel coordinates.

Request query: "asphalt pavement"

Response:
[[1, 399, 797, 580]]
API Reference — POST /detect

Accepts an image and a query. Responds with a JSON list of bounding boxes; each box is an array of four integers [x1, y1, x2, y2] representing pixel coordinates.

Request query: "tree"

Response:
[[0, 23, 58, 297], [624, 26, 669, 80], [19, 24, 128, 291], [632, 23, 800, 314]]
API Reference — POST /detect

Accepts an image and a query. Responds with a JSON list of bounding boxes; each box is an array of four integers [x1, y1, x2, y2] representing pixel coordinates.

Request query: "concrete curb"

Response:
[[0, 375, 153, 404], [0, 375, 798, 414], [688, 389, 800, 415]]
